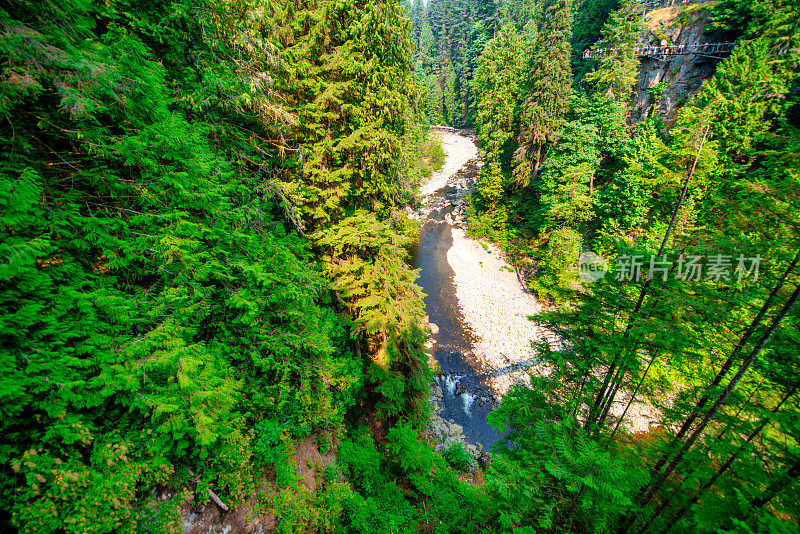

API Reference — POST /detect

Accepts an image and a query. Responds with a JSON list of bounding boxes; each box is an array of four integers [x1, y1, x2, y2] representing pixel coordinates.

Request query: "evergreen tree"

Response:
[[585, 0, 642, 103], [0, 0, 371, 529], [317, 210, 425, 368], [409, 0, 424, 45], [443, 64, 460, 125], [515, 0, 574, 185], [572, 0, 620, 83], [471, 23, 524, 232], [276, 0, 417, 227]]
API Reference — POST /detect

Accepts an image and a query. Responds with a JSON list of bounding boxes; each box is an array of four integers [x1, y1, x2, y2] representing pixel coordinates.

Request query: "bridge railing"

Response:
[[583, 41, 736, 60], [639, 0, 708, 9]]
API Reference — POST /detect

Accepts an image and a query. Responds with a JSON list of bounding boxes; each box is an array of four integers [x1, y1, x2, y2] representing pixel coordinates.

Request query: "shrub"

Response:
[[253, 420, 296, 488], [442, 441, 473, 472]]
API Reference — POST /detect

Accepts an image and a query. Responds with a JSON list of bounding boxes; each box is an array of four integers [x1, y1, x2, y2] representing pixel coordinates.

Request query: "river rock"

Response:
[[448, 421, 463, 436], [428, 322, 440, 335]]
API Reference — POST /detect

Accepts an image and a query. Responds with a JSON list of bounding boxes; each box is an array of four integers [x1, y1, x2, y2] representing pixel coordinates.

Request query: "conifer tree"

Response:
[[586, 0, 643, 103], [443, 64, 460, 125], [410, 0, 424, 45], [0, 1, 369, 529], [471, 23, 524, 230], [317, 210, 425, 367], [515, 0, 573, 184], [276, 0, 416, 227]]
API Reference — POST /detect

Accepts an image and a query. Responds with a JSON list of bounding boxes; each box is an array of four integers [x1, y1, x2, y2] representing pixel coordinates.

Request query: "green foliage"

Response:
[[0, 0, 428, 530], [4, 0, 800, 532], [428, 140, 447, 171], [472, 23, 525, 226], [443, 65, 461, 125], [316, 434, 331, 455], [645, 81, 668, 109], [270, 0, 433, 413], [572, 0, 620, 83], [417, 460, 491, 533], [9, 436, 174, 533], [276, 0, 434, 418], [387, 422, 435, 477], [268, 485, 320, 534], [596, 169, 649, 227], [585, 0, 642, 103], [409, 0, 497, 127], [405, 123, 446, 188], [442, 441, 473, 472], [504, 8, 800, 529], [529, 227, 582, 302], [336, 431, 416, 533], [536, 120, 600, 227], [487, 384, 648, 532], [596, 117, 667, 228], [425, 72, 445, 124], [276, 0, 418, 227], [515, 0, 574, 186], [254, 420, 285, 468], [253, 420, 296, 488], [317, 211, 425, 346]]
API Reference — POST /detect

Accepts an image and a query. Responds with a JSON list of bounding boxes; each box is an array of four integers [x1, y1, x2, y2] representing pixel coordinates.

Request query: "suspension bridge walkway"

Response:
[[583, 41, 737, 61]]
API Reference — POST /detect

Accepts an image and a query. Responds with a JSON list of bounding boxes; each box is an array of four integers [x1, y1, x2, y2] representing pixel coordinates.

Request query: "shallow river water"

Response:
[[410, 136, 504, 449]]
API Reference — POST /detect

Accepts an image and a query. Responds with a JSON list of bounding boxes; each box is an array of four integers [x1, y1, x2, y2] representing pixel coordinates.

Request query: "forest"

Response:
[[1, 0, 799, 532]]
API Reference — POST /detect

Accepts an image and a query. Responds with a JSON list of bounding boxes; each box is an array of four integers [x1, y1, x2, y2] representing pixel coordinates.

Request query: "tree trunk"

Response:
[[610, 350, 659, 439], [659, 378, 800, 533], [715, 376, 768, 441], [590, 126, 711, 434], [640, 284, 800, 508], [645, 249, 800, 483], [531, 144, 543, 181], [598, 361, 628, 428]]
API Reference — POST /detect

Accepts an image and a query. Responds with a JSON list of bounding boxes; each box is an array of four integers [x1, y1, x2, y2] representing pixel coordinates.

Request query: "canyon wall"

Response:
[[629, 2, 729, 124]]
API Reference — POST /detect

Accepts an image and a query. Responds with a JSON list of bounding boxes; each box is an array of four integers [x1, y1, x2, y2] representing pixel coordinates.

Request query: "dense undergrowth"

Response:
[[3, 0, 800, 532]]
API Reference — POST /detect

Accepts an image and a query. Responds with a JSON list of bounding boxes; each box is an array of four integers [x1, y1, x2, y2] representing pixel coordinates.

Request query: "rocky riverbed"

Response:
[[415, 127, 658, 465], [413, 127, 553, 460], [418, 128, 553, 399], [447, 227, 553, 397], [426, 383, 491, 470]]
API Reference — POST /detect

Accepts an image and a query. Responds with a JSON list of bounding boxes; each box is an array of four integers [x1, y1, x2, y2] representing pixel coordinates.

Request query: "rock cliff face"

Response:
[[629, 2, 728, 124]]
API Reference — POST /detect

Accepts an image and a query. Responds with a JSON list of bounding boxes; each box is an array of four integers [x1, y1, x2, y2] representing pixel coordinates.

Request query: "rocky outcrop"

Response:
[[629, 2, 730, 124], [425, 383, 489, 469]]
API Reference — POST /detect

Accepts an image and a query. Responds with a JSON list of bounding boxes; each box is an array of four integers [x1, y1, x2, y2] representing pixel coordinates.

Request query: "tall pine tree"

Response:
[[515, 0, 573, 185]]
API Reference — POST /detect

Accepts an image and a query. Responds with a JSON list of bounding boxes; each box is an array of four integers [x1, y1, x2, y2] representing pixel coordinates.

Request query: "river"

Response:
[[410, 128, 548, 451]]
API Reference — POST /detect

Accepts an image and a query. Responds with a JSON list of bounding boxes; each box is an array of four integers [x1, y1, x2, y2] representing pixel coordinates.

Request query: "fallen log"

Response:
[[187, 469, 229, 512]]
